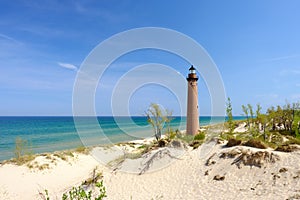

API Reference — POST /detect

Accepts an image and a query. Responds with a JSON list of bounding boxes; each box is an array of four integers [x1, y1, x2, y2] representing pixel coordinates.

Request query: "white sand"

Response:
[[0, 153, 99, 199], [1, 140, 300, 200]]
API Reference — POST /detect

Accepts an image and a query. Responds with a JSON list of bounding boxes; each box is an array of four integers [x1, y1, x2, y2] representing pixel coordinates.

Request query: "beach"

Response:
[[2, 1, 300, 199], [1, 129, 300, 200]]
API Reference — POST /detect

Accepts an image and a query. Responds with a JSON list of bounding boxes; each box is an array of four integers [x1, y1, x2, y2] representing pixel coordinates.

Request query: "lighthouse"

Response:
[[186, 65, 199, 135]]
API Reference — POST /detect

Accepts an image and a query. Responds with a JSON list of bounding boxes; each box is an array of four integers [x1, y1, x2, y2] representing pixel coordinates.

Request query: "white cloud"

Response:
[[58, 62, 77, 71]]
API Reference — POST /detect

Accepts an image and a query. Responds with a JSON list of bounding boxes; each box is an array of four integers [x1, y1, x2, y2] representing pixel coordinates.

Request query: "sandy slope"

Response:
[[0, 140, 300, 200]]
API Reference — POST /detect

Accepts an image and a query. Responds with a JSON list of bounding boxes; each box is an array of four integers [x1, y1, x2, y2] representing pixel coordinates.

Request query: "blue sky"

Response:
[[0, 0, 300, 116]]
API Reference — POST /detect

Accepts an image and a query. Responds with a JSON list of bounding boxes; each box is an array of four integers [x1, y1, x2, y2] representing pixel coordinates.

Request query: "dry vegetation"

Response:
[[219, 148, 280, 168]]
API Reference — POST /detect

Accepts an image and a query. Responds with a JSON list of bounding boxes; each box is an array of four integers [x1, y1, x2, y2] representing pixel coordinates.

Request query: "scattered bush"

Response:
[[275, 144, 299, 152], [189, 140, 203, 149], [220, 149, 280, 168], [243, 139, 267, 149], [157, 139, 167, 147], [279, 167, 288, 173], [226, 138, 242, 147], [213, 175, 225, 181]]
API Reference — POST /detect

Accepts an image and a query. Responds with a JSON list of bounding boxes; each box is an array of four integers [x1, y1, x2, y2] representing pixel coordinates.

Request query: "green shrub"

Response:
[[62, 180, 106, 200], [43, 180, 106, 200], [166, 130, 176, 141], [194, 132, 205, 141]]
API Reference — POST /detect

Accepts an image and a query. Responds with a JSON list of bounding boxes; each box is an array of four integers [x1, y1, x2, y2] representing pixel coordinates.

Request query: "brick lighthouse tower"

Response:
[[186, 65, 199, 135]]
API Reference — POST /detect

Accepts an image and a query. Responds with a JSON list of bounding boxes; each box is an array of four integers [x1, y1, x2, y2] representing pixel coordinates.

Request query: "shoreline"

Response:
[[0, 115, 236, 162], [0, 116, 235, 163]]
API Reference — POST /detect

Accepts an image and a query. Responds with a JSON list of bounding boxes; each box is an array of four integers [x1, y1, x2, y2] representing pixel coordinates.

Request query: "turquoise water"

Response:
[[0, 116, 244, 161]]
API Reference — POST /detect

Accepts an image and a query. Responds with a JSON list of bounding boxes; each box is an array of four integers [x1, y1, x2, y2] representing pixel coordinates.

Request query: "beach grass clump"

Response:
[[82, 167, 103, 186], [190, 140, 203, 149], [53, 151, 75, 161], [75, 146, 90, 154], [26, 159, 51, 171], [38, 163, 50, 170], [177, 134, 194, 144], [11, 154, 36, 166]]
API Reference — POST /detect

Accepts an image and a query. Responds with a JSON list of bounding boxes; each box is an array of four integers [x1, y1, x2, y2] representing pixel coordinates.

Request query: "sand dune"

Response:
[[0, 139, 300, 200]]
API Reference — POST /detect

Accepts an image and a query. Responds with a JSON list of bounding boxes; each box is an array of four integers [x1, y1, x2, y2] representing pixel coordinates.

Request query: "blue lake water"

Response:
[[0, 116, 245, 161]]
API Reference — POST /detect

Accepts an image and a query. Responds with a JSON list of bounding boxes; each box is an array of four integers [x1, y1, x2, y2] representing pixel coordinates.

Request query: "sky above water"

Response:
[[0, 0, 300, 116]]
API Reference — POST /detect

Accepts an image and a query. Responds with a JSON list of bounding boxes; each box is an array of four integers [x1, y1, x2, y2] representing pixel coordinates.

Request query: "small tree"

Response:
[[242, 104, 249, 128], [165, 109, 174, 135], [267, 106, 276, 130], [248, 104, 254, 124], [15, 137, 26, 160], [256, 104, 262, 120], [255, 103, 262, 132], [145, 103, 171, 141], [292, 102, 300, 136], [226, 97, 234, 134]]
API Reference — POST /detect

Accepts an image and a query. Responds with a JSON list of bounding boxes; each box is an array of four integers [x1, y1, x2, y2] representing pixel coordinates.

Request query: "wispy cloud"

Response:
[[73, 1, 128, 23], [255, 94, 279, 99], [0, 33, 21, 44], [58, 62, 77, 71], [262, 54, 300, 62]]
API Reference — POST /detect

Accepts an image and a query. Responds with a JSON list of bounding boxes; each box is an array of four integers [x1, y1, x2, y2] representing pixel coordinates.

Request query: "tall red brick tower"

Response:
[[186, 65, 199, 135]]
